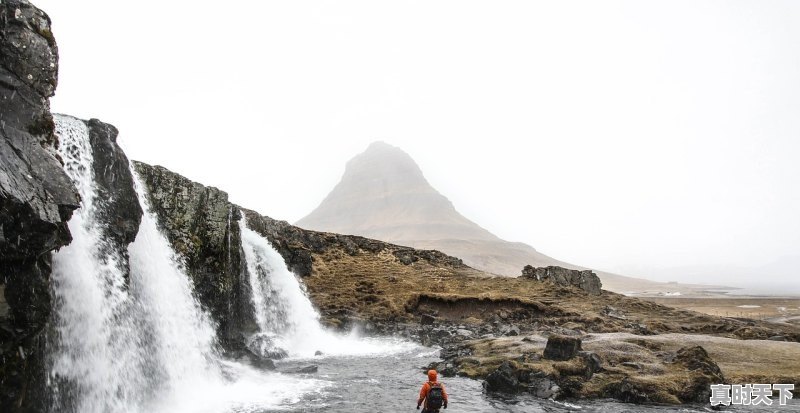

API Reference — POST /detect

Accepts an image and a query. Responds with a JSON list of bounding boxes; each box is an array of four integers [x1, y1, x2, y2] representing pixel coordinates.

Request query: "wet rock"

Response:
[[484, 361, 520, 393], [485, 361, 560, 399], [527, 374, 561, 399], [247, 334, 289, 360], [0, 2, 80, 411], [543, 335, 582, 361], [284, 365, 318, 374], [426, 361, 457, 377], [134, 163, 249, 342], [85, 119, 142, 252], [520, 265, 602, 295], [250, 357, 276, 370]]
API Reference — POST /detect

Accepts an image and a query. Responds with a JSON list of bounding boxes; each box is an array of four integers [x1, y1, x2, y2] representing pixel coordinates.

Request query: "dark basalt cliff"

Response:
[[0, 1, 76, 410], [132, 162, 252, 345]]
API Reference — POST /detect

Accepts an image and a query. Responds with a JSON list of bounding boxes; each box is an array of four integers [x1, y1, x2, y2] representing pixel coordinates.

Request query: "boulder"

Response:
[[673, 345, 725, 404], [484, 361, 560, 398], [543, 335, 582, 361], [246, 334, 289, 360], [484, 361, 520, 393]]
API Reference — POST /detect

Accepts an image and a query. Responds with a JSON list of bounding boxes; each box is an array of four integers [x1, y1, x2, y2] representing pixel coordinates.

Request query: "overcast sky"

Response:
[[38, 0, 800, 294]]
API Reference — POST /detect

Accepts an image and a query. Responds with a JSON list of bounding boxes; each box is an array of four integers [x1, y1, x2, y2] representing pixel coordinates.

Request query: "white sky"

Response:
[[38, 1, 800, 294]]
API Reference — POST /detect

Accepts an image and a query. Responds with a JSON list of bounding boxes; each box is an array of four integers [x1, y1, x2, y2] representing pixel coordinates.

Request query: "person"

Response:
[[417, 369, 448, 412]]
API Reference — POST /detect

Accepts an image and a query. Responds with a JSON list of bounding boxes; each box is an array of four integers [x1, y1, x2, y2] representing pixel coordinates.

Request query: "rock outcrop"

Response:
[[521, 265, 602, 295], [85, 119, 142, 254], [0, 2, 79, 411]]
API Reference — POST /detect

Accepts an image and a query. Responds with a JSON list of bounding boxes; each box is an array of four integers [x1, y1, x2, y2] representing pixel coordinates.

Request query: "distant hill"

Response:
[[296, 141, 714, 294]]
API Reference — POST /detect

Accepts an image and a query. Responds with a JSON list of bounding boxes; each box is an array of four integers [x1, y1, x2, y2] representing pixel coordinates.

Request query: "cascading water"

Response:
[[240, 216, 415, 358], [49, 115, 323, 413], [50, 115, 147, 412]]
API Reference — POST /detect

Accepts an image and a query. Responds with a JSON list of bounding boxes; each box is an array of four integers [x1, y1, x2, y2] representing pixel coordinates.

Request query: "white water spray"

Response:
[[49, 116, 324, 413], [50, 115, 146, 412], [240, 217, 415, 358]]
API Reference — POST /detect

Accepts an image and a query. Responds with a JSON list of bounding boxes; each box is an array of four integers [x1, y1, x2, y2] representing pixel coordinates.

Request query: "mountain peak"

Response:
[[344, 141, 425, 185], [297, 142, 498, 242]]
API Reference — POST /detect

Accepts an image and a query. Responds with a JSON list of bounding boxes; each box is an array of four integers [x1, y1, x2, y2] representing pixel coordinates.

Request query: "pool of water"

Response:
[[236, 341, 795, 413]]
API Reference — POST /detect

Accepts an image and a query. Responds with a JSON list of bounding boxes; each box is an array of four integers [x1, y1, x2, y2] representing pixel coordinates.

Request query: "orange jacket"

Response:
[[417, 381, 448, 408]]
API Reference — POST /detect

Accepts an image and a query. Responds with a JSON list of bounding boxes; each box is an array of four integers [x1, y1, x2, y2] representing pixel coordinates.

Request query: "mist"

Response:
[[38, 0, 800, 294]]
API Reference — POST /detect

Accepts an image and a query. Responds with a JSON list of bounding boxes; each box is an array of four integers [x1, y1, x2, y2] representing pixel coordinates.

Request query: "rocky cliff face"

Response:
[[0, 2, 79, 410], [132, 162, 252, 345]]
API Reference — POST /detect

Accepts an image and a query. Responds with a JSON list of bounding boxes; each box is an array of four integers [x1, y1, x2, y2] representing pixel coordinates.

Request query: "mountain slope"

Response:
[[296, 142, 704, 294]]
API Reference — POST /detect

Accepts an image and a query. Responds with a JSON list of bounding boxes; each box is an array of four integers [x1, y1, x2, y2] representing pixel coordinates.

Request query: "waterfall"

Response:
[[49, 115, 322, 413], [50, 115, 147, 412], [240, 217, 325, 357], [240, 217, 415, 358]]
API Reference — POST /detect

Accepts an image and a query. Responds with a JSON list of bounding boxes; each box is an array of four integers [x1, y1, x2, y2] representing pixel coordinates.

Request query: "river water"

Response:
[[241, 342, 794, 413]]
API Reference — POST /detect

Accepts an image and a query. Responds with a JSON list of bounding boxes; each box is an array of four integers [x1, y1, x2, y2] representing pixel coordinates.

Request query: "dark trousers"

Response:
[[421, 409, 439, 413]]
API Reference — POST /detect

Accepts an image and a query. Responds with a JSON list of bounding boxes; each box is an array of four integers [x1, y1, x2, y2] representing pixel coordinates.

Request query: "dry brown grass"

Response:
[[304, 247, 800, 341]]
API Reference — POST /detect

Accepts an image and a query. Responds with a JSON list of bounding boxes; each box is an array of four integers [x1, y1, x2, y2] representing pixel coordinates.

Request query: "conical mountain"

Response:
[[297, 141, 499, 243], [297, 142, 695, 293]]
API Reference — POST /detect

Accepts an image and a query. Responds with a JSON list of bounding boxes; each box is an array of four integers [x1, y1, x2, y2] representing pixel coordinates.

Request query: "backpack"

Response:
[[426, 382, 444, 409]]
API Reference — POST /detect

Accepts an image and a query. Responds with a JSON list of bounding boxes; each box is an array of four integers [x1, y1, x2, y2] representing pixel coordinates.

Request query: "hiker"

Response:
[[417, 369, 448, 412]]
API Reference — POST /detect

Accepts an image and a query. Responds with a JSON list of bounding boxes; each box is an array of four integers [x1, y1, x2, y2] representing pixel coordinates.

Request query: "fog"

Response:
[[38, 1, 800, 294]]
